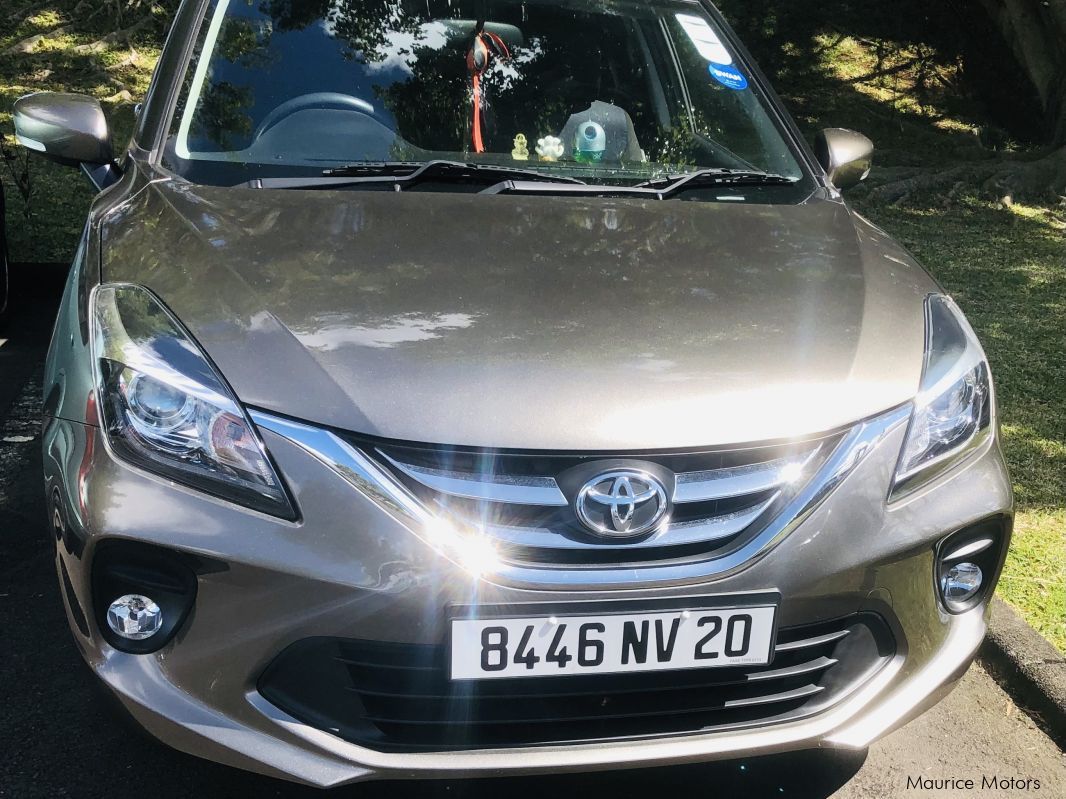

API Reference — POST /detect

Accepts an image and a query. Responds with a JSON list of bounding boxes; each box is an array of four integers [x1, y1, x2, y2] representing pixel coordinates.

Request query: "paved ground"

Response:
[[1, 281, 1064, 798]]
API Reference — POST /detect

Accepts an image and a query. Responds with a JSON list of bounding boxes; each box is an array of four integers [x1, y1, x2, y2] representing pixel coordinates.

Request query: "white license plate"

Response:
[[450, 605, 776, 680]]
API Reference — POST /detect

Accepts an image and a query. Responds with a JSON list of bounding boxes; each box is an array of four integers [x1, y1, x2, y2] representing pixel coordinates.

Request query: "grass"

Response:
[[854, 198, 1066, 650], [800, 32, 1066, 651], [1, 2, 1063, 650], [1, 1, 162, 262]]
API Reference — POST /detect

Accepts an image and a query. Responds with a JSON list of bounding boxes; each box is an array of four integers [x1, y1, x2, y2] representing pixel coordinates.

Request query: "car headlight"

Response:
[[892, 294, 993, 496], [91, 284, 296, 519]]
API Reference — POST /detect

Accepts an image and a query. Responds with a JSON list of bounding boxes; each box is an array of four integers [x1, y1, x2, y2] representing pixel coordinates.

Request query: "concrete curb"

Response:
[[979, 598, 1066, 749]]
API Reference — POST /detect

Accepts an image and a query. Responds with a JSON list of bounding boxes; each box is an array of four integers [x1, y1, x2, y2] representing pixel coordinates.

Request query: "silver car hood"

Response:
[[100, 178, 935, 450]]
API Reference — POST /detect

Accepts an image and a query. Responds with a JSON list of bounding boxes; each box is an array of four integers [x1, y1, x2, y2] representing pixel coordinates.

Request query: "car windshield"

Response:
[[162, 0, 807, 190]]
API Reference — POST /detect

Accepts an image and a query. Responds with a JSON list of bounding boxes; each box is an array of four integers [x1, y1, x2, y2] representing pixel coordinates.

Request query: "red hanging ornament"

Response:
[[466, 28, 510, 153]]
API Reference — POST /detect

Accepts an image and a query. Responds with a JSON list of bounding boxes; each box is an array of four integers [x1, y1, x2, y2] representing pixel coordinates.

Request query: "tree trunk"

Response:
[[864, 144, 1066, 204], [976, 0, 1066, 146]]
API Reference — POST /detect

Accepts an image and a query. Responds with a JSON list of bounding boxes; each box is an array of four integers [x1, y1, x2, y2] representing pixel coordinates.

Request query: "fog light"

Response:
[[940, 562, 983, 604], [106, 594, 163, 640]]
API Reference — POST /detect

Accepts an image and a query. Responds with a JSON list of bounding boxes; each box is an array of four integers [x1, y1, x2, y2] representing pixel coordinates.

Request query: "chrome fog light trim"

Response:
[[934, 515, 1011, 614]]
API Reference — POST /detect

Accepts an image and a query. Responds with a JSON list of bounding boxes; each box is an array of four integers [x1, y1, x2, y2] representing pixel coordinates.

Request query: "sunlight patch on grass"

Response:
[[812, 35, 950, 120], [933, 118, 975, 134], [778, 33, 990, 169], [1, 9, 64, 51], [27, 10, 64, 28], [999, 509, 1066, 652]]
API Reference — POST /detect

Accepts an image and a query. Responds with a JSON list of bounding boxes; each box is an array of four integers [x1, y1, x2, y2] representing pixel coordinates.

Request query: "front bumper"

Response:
[[43, 408, 1012, 788]]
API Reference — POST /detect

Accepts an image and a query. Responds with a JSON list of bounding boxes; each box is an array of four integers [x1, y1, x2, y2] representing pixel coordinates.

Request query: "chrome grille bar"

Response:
[[723, 683, 825, 709], [673, 444, 823, 503], [382, 444, 824, 508], [476, 495, 777, 551], [249, 406, 908, 588], [774, 628, 851, 652], [744, 655, 838, 682], [379, 451, 568, 506]]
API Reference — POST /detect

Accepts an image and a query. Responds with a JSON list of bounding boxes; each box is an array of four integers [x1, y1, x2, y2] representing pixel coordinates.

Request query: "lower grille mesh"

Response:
[[258, 613, 895, 753]]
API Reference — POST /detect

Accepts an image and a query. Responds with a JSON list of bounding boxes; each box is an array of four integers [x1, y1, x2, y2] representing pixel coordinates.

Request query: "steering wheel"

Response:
[[253, 92, 383, 141]]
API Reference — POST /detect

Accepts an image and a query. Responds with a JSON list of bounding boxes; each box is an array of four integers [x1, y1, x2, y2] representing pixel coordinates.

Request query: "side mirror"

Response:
[[815, 128, 873, 191], [13, 92, 119, 189]]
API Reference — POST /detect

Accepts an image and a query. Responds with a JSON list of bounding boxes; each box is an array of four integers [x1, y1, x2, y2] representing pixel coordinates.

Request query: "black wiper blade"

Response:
[[331, 159, 587, 186], [481, 168, 797, 199], [243, 160, 585, 190], [634, 168, 797, 192], [321, 160, 430, 178]]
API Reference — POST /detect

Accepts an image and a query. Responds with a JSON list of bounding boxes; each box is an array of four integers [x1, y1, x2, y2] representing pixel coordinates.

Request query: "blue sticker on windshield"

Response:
[[709, 62, 748, 90]]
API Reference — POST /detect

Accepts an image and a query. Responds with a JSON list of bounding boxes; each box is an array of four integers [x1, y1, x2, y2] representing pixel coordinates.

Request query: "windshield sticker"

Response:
[[709, 62, 748, 91], [676, 14, 732, 65]]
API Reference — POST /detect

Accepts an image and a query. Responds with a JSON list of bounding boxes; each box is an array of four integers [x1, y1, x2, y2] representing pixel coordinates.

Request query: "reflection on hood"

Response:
[[101, 180, 935, 449]]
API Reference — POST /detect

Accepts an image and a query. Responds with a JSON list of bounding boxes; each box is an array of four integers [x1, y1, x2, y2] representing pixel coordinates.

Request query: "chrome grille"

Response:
[[251, 405, 911, 587], [364, 435, 842, 567]]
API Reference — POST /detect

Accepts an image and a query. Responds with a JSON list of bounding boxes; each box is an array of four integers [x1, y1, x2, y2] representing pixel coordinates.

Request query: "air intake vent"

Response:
[[258, 614, 895, 753]]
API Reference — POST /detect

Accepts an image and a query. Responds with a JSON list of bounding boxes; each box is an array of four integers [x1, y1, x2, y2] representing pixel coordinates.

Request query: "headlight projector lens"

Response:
[[106, 594, 163, 640], [940, 562, 983, 605]]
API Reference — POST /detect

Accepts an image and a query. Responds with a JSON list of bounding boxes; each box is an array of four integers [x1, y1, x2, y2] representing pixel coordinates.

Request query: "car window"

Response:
[[162, 0, 807, 188]]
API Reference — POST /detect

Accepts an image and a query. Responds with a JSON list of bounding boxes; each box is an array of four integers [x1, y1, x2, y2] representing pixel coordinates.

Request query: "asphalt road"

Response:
[[1, 281, 1064, 798]]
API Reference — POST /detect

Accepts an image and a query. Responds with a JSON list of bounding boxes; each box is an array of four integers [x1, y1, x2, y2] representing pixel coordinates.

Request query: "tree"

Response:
[[874, 0, 1066, 201], [977, 0, 1066, 147]]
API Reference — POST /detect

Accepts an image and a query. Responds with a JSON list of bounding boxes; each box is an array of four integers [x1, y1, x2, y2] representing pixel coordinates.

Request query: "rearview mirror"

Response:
[[13, 92, 119, 189], [815, 128, 873, 191]]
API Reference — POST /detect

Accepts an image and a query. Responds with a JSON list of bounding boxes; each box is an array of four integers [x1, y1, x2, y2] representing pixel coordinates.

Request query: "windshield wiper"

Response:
[[244, 160, 586, 190], [481, 168, 797, 199], [634, 169, 797, 192]]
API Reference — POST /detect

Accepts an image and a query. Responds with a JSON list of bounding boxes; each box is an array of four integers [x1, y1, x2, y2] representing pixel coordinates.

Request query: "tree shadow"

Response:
[[717, 0, 1044, 156]]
